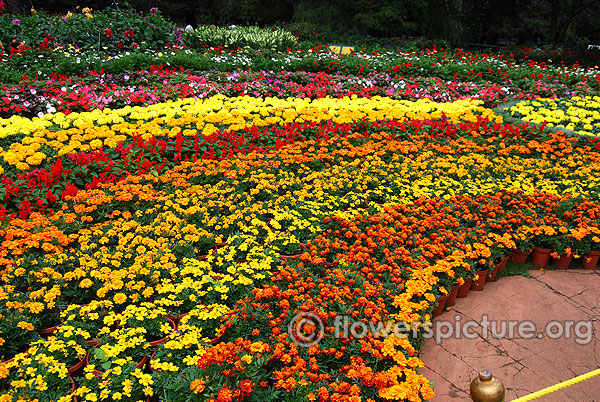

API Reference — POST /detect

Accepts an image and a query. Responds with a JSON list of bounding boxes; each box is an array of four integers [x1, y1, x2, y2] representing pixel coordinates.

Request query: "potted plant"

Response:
[[510, 231, 533, 264], [32, 332, 89, 375], [192, 230, 217, 256], [153, 277, 208, 320], [432, 285, 450, 317], [86, 326, 151, 372], [1, 346, 76, 401], [456, 267, 475, 298], [470, 259, 491, 291], [177, 304, 230, 343], [77, 360, 155, 401], [0, 308, 42, 362], [59, 301, 114, 346], [120, 303, 176, 346], [266, 231, 304, 258], [575, 231, 600, 269], [530, 225, 566, 267], [548, 231, 578, 269], [484, 232, 515, 281]]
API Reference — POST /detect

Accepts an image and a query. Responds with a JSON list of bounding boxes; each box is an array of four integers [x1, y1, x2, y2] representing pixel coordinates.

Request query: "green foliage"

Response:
[[0, 8, 175, 53], [498, 261, 533, 278], [184, 25, 296, 51], [93, 347, 113, 370]]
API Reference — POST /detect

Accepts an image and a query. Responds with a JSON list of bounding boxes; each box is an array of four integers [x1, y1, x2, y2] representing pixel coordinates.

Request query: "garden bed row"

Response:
[[2, 119, 600, 400]]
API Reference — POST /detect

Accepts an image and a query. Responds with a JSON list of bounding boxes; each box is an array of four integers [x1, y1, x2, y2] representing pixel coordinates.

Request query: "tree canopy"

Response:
[[22, 0, 600, 46]]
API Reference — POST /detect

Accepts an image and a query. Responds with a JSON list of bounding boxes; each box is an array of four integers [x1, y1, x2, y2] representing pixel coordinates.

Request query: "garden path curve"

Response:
[[420, 269, 600, 401]]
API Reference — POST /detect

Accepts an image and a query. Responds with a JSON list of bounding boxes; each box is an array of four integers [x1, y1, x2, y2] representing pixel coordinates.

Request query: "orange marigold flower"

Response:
[[190, 379, 205, 394]]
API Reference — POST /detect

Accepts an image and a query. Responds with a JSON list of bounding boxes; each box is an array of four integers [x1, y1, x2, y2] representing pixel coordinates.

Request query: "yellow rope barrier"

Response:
[[510, 368, 600, 401]]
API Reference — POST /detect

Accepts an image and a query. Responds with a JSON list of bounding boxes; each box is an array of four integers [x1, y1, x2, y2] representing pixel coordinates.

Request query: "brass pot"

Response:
[[470, 370, 505, 402]]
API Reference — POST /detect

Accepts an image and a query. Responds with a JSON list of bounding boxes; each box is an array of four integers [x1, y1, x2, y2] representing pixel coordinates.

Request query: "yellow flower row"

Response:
[[507, 95, 600, 137], [0, 96, 501, 171]]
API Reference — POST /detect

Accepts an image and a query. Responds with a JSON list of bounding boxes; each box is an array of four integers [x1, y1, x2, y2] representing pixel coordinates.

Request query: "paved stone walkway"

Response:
[[419, 269, 600, 401]]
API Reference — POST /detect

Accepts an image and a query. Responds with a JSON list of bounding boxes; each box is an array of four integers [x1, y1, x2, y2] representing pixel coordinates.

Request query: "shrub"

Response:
[[184, 25, 296, 51]]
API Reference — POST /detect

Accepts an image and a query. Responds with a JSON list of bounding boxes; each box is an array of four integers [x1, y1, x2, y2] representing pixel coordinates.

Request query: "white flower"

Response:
[[185, 25, 193, 32]]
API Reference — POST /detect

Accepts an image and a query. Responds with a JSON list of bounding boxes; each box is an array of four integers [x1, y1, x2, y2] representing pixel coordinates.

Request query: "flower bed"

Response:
[[1, 13, 600, 399], [0, 69, 526, 119], [0, 96, 502, 218], [4, 65, 597, 120], [0, 7, 176, 55], [506, 95, 600, 137], [1, 110, 600, 400]]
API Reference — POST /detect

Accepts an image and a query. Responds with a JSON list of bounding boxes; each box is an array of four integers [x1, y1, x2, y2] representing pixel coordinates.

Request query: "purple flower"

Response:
[[12, 19, 21, 25], [150, 7, 157, 14]]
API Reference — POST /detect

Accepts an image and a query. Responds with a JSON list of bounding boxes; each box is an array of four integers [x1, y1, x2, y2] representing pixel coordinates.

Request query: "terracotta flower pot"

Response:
[[136, 355, 149, 369], [166, 312, 189, 321], [510, 249, 531, 264], [148, 319, 177, 347], [457, 278, 473, 298], [553, 254, 572, 270], [497, 256, 509, 275], [148, 351, 159, 373], [488, 260, 501, 282], [37, 324, 60, 337], [433, 295, 449, 317], [279, 252, 304, 260], [68, 353, 89, 375], [471, 270, 489, 291], [69, 376, 77, 401], [445, 284, 460, 307], [531, 247, 552, 267], [581, 250, 600, 269]]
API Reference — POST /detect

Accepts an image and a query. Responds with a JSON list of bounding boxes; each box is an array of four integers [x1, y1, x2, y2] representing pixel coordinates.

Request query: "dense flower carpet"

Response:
[[0, 12, 600, 401], [1, 92, 600, 401]]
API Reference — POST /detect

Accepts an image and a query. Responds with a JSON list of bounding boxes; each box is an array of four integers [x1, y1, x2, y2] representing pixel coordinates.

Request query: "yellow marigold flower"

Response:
[[15, 162, 29, 171], [79, 278, 93, 288], [113, 293, 127, 304], [17, 321, 34, 331], [85, 392, 98, 402]]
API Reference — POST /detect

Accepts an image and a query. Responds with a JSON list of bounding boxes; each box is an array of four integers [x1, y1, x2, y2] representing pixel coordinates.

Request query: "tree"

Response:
[[548, 0, 599, 44]]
